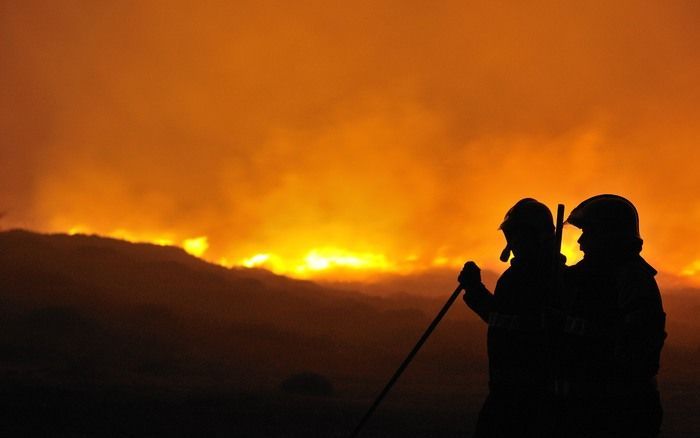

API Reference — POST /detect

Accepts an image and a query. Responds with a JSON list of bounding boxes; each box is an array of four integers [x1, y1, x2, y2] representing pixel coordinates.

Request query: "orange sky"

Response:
[[2, 1, 699, 283]]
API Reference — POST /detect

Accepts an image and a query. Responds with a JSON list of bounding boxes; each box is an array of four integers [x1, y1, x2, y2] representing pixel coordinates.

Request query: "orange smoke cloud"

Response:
[[1, 1, 699, 282]]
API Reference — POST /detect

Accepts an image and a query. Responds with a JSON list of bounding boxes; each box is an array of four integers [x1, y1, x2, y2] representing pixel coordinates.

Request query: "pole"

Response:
[[553, 204, 565, 263], [349, 285, 464, 438]]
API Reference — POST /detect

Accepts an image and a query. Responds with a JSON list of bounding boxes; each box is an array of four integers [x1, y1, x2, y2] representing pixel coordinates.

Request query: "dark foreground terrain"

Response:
[[1, 230, 698, 436]]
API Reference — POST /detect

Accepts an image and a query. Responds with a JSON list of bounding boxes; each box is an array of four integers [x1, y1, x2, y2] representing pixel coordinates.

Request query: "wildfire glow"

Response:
[[3, 1, 699, 287], [68, 226, 88, 236], [241, 253, 271, 268], [67, 226, 176, 247], [560, 228, 584, 266], [682, 260, 700, 277], [235, 248, 393, 278], [300, 249, 390, 272], [182, 237, 209, 257], [52, 222, 700, 286]]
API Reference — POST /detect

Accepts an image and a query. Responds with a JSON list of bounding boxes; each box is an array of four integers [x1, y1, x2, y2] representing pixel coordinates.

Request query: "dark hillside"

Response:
[[0, 230, 697, 436]]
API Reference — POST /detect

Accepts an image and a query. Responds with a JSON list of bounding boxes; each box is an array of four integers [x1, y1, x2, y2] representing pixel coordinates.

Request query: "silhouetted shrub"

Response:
[[279, 372, 334, 396]]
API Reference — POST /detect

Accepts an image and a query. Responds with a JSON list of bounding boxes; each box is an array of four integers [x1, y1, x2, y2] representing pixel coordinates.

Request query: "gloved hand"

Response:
[[458, 261, 481, 289]]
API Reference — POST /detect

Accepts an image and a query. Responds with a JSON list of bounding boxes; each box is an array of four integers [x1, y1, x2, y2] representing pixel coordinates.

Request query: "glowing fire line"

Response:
[[60, 225, 700, 285]]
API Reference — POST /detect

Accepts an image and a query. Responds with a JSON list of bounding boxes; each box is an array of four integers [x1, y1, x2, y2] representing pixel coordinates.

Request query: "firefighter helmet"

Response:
[[566, 194, 641, 239], [498, 198, 554, 261], [499, 198, 555, 234]]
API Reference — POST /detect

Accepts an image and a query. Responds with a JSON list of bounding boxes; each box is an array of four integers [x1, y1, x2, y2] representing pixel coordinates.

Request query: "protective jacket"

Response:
[[557, 254, 666, 437], [464, 255, 561, 437], [465, 257, 554, 388]]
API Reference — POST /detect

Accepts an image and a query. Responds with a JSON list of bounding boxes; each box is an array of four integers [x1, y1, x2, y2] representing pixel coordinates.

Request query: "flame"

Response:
[[236, 248, 392, 278], [54, 223, 700, 287], [241, 253, 271, 268], [182, 236, 209, 257], [64, 225, 208, 257], [68, 225, 88, 236], [299, 248, 390, 273]]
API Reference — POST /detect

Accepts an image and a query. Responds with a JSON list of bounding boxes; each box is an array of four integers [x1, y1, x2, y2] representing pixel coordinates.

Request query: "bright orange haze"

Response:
[[2, 1, 699, 284]]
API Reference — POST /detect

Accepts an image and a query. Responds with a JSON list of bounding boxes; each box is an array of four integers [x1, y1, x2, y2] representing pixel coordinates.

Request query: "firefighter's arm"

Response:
[[458, 261, 493, 323]]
